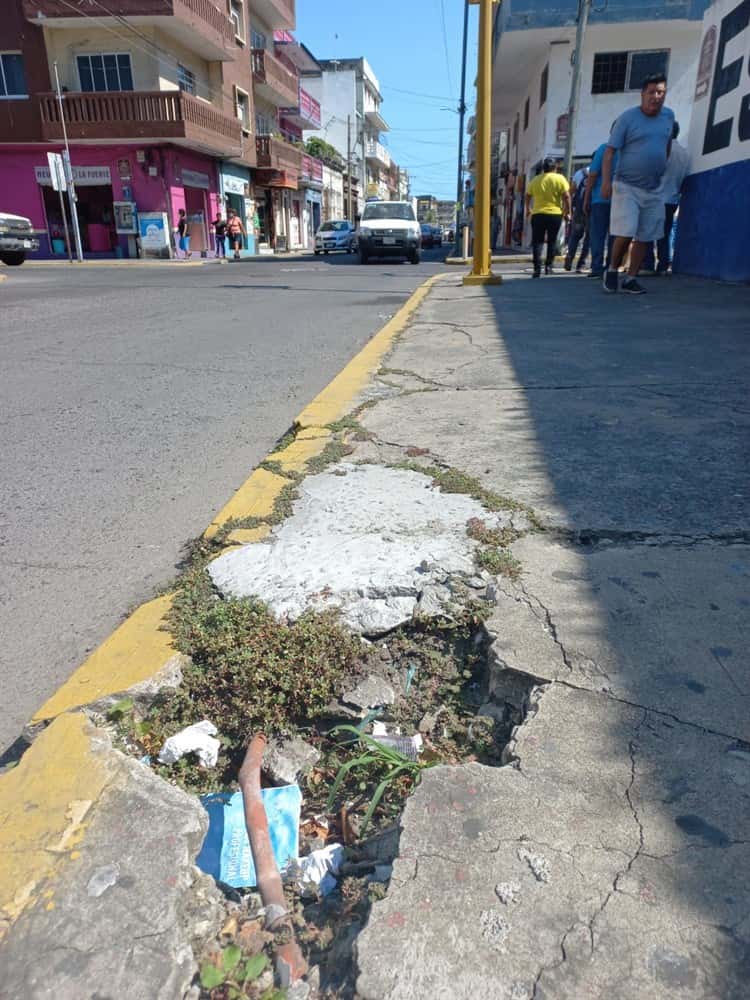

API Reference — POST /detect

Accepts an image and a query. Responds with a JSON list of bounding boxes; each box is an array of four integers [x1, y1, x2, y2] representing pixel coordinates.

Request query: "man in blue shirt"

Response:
[[601, 74, 675, 294], [584, 125, 618, 279]]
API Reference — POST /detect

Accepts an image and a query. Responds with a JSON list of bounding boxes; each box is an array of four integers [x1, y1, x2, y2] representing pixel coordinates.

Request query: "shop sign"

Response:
[[138, 212, 170, 252], [223, 173, 247, 196], [35, 164, 111, 186], [182, 169, 211, 189], [555, 114, 568, 145], [117, 157, 132, 179]]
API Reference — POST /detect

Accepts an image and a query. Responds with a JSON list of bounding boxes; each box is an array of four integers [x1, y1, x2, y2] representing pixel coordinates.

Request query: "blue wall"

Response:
[[500, 0, 711, 31], [674, 159, 750, 283]]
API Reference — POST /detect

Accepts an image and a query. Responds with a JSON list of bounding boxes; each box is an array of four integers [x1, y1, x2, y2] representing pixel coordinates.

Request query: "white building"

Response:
[[302, 57, 392, 215], [492, 1, 712, 179]]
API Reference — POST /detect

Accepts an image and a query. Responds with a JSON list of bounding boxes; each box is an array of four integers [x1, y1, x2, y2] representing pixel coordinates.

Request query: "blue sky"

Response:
[[296, 0, 478, 201]]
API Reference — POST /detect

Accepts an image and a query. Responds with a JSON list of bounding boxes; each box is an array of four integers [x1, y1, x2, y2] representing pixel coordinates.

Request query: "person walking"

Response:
[[226, 209, 246, 261], [643, 120, 690, 274], [213, 213, 227, 259], [525, 157, 571, 278], [565, 164, 590, 273], [600, 73, 675, 294], [177, 208, 191, 258], [584, 125, 619, 279]]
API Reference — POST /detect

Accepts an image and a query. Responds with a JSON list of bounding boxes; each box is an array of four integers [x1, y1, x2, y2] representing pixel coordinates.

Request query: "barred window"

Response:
[[592, 49, 670, 94]]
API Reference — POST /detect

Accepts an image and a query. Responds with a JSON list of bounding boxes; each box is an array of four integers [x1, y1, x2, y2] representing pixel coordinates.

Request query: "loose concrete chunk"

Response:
[[263, 736, 321, 786], [209, 464, 498, 634], [495, 881, 521, 905], [342, 675, 396, 712], [0, 716, 223, 1000], [517, 846, 551, 883]]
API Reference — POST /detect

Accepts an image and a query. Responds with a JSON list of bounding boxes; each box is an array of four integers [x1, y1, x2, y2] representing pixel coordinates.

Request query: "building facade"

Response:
[[0, 0, 332, 258], [675, 0, 750, 282], [489, 0, 712, 244]]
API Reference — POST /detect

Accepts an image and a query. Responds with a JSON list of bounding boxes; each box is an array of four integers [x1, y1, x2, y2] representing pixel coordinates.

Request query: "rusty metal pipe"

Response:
[[238, 734, 307, 986]]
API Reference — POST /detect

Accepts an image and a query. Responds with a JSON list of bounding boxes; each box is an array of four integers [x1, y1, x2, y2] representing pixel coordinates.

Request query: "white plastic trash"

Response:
[[158, 720, 220, 769], [291, 843, 345, 897]]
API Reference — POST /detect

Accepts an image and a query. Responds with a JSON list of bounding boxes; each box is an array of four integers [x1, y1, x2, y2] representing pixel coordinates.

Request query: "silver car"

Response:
[[314, 220, 356, 255]]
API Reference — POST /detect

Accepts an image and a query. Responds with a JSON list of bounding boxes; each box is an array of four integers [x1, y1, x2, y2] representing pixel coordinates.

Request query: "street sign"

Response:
[[46, 151, 66, 192]]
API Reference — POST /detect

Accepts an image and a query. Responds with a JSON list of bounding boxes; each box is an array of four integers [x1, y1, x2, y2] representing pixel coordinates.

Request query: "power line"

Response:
[[382, 84, 457, 102], [438, 0, 455, 99]]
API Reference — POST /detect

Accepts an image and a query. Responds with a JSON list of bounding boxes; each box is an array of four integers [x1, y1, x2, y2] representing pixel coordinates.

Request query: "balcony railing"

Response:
[[280, 85, 321, 130], [301, 153, 324, 185], [366, 141, 391, 168], [23, 0, 234, 60], [251, 48, 299, 107], [255, 135, 303, 174], [38, 90, 242, 156]]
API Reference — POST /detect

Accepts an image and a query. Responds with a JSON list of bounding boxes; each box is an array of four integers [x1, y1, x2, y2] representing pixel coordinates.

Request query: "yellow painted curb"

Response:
[[266, 431, 332, 473], [0, 714, 111, 936], [295, 273, 446, 429], [32, 594, 175, 723], [225, 525, 272, 546], [204, 467, 288, 540]]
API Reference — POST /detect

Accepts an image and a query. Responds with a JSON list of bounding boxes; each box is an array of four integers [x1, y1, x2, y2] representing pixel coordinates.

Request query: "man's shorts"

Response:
[[610, 180, 665, 242]]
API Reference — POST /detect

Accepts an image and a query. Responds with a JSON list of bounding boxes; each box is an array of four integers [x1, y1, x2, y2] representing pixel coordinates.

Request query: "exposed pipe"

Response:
[[237, 734, 308, 988]]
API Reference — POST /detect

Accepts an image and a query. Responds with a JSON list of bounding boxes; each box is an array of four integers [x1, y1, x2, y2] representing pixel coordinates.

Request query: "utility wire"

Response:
[[438, 0, 455, 99]]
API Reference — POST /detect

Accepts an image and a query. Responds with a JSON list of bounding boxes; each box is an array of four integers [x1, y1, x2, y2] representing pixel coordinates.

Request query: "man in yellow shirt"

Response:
[[525, 157, 571, 277]]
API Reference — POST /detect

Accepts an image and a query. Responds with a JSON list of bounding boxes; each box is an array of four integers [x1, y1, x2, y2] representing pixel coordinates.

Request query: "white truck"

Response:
[[0, 212, 39, 265]]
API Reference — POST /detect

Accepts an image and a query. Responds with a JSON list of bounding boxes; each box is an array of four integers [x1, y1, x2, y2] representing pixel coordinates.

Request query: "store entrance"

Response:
[[42, 183, 115, 255], [184, 185, 207, 254]]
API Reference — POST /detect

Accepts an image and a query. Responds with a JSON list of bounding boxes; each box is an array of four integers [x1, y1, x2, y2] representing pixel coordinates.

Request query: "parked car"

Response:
[[443, 226, 455, 243], [419, 223, 434, 249], [0, 212, 39, 265], [432, 225, 443, 247], [358, 201, 421, 264], [314, 220, 356, 255]]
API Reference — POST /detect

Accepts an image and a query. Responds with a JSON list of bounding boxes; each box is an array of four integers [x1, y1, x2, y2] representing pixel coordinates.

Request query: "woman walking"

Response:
[[525, 158, 571, 277]]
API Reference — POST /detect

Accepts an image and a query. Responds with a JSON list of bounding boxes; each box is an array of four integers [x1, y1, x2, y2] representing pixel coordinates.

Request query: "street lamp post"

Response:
[[562, 0, 593, 182], [464, 0, 502, 286], [454, 0, 470, 258]]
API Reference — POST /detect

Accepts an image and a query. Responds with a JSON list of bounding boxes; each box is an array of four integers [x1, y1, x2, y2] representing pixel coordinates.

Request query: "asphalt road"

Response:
[[0, 249, 450, 754]]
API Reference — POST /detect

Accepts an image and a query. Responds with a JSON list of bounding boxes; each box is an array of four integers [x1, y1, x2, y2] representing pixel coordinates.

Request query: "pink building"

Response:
[[3, 142, 221, 258]]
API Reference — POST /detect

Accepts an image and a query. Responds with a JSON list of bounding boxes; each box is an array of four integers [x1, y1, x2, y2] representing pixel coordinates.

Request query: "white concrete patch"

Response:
[[209, 463, 494, 634]]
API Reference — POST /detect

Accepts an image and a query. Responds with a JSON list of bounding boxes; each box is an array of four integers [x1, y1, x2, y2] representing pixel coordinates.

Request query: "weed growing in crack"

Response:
[[466, 516, 523, 549], [305, 439, 355, 475], [476, 547, 522, 579], [390, 460, 540, 525], [327, 725, 435, 835], [141, 579, 362, 792], [258, 459, 303, 483]]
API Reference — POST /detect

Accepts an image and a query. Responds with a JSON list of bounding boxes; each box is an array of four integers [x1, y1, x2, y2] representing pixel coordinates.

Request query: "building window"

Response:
[[255, 110, 273, 135], [230, 0, 245, 43], [523, 97, 530, 131], [251, 29, 267, 50], [627, 50, 670, 90], [592, 50, 669, 94], [177, 64, 195, 95], [77, 53, 133, 92], [539, 64, 548, 108], [512, 116, 519, 148], [0, 52, 27, 98], [234, 87, 250, 131]]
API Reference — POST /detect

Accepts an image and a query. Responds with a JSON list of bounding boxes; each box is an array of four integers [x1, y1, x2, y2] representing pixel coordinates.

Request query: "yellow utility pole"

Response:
[[465, 0, 502, 286]]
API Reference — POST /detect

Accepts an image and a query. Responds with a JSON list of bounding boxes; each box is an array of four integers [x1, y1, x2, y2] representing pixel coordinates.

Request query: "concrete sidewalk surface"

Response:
[[0, 268, 748, 999]]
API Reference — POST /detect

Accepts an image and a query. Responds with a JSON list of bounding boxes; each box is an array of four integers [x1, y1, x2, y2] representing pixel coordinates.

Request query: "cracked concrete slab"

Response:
[[208, 462, 513, 634], [486, 535, 750, 739], [0, 718, 221, 999], [356, 684, 750, 1000]]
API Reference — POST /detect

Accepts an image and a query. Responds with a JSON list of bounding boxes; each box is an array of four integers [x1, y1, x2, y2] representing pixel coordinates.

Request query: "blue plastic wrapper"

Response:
[[196, 786, 302, 888]]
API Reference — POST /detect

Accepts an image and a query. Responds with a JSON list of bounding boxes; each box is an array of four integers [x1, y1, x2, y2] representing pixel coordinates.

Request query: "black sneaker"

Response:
[[621, 277, 646, 294], [603, 270, 619, 293], [563, 257, 572, 271], [545, 264, 555, 275], [588, 270, 603, 279], [532, 269, 541, 279]]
